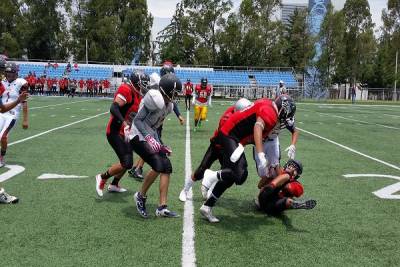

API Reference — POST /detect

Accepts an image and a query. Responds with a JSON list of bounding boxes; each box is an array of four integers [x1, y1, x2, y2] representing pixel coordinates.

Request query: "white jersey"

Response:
[[1, 78, 27, 118]]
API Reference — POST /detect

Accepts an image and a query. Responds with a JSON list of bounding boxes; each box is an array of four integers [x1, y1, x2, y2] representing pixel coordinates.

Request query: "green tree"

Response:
[[342, 0, 376, 87], [0, 0, 25, 58], [284, 8, 315, 74]]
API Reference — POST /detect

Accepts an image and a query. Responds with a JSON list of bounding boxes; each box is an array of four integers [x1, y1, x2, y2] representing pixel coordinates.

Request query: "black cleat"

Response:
[[291, 199, 317, 210]]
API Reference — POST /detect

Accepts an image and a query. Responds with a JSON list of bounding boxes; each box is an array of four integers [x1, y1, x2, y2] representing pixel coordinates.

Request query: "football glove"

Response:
[[123, 125, 131, 143], [257, 152, 268, 177], [145, 135, 161, 152], [285, 145, 296, 159]]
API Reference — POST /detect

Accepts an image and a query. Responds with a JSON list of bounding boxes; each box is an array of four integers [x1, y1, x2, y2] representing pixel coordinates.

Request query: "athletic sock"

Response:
[[111, 177, 121, 186], [101, 170, 111, 180], [1, 150, 6, 157]]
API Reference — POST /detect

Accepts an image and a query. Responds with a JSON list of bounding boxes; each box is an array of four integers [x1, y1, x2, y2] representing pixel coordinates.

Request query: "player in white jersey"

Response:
[[254, 96, 298, 179], [130, 73, 182, 218], [0, 62, 29, 167], [0, 60, 29, 204]]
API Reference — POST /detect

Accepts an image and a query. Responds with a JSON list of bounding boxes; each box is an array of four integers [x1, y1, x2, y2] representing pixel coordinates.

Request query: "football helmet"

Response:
[[274, 94, 296, 124], [201, 77, 208, 88], [0, 57, 6, 73], [130, 71, 150, 95], [234, 98, 252, 111], [159, 73, 182, 101], [160, 63, 175, 77], [4, 62, 18, 73], [283, 159, 303, 179]]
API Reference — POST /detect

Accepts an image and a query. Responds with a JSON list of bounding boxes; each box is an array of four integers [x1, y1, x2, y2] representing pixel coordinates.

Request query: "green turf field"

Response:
[[1, 96, 400, 266]]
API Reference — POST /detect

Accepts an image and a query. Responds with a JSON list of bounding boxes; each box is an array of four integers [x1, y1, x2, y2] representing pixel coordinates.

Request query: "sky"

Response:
[[148, 0, 389, 38]]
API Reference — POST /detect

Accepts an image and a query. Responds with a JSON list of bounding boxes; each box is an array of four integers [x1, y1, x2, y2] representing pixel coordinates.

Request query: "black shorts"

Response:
[[107, 133, 133, 169], [193, 139, 223, 181], [259, 192, 288, 215], [130, 136, 172, 174]]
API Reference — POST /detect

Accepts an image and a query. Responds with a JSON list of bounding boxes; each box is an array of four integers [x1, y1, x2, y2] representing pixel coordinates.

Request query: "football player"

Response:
[[192, 77, 212, 131], [95, 71, 149, 197], [183, 78, 193, 111], [199, 95, 296, 222], [254, 95, 299, 179], [0, 62, 29, 167], [179, 98, 252, 202], [255, 159, 316, 214], [0, 58, 29, 204], [130, 73, 182, 218]]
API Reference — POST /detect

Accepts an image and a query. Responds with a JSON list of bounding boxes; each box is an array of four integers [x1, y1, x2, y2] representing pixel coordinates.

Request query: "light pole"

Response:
[[394, 50, 398, 101]]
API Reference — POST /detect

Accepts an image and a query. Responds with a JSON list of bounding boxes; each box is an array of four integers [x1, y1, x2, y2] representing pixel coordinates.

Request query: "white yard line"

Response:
[[182, 111, 196, 267], [298, 102, 400, 108], [29, 99, 92, 110], [298, 127, 400, 171], [9, 112, 108, 146], [298, 107, 400, 130], [384, 114, 400, 118]]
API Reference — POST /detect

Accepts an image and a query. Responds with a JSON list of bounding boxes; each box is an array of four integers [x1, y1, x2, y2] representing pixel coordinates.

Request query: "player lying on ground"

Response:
[[179, 98, 253, 202], [255, 159, 316, 214], [130, 73, 182, 218]]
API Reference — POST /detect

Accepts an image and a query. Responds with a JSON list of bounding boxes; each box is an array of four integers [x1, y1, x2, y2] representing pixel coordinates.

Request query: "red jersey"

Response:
[[106, 84, 136, 135], [195, 84, 212, 104], [103, 80, 110, 89], [78, 79, 85, 89], [212, 106, 235, 140], [184, 82, 193, 95], [220, 98, 278, 145], [0, 83, 5, 96], [47, 78, 52, 87]]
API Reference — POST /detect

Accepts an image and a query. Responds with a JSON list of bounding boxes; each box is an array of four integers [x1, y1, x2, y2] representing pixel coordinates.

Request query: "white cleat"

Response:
[[200, 204, 219, 223], [179, 189, 188, 202], [108, 184, 127, 193], [95, 174, 105, 197], [0, 188, 19, 204]]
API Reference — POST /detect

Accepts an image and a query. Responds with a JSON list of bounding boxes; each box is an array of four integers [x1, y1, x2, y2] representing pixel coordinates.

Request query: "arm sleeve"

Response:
[[133, 105, 151, 137], [173, 102, 181, 117], [110, 102, 125, 123]]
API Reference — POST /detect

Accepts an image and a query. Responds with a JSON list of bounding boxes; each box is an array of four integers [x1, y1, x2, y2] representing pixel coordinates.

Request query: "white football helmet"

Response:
[[234, 98, 252, 112]]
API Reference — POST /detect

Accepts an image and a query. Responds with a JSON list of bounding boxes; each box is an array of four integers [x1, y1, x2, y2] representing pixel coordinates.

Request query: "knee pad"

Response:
[[120, 154, 133, 170], [151, 156, 172, 174], [193, 167, 206, 181], [235, 169, 248, 185]]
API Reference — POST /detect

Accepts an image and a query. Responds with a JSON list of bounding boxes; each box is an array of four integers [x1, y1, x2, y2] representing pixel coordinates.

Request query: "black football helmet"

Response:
[[159, 73, 182, 101], [200, 77, 207, 88], [0, 57, 6, 73], [130, 71, 150, 95], [160, 63, 175, 77], [284, 159, 303, 179], [274, 94, 296, 124], [4, 62, 18, 73]]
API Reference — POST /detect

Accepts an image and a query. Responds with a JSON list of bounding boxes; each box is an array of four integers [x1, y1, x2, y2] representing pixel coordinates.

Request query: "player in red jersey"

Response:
[[95, 72, 150, 197], [179, 98, 252, 202], [255, 159, 316, 214], [0, 58, 28, 204], [192, 77, 212, 131], [183, 78, 193, 110], [78, 78, 85, 97], [199, 95, 296, 222]]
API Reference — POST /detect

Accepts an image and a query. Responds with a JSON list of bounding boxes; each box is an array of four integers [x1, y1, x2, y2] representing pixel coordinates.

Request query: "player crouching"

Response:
[[129, 73, 182, 218], [255, 159, 316, 215]]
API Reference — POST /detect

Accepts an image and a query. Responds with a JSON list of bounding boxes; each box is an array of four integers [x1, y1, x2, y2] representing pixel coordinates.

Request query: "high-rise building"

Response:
[[281, 2, 308, 25]]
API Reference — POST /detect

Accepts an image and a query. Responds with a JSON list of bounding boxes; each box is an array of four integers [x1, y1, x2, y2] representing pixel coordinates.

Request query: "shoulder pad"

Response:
[[143, 89, 165, 111], [149, 72, 160, 88]]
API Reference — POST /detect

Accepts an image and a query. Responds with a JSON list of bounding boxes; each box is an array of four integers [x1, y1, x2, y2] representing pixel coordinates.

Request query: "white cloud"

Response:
[[147, 0, 181, 18]]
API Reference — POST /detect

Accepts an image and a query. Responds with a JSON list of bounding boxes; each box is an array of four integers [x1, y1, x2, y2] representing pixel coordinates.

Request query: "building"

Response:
[[281, 2, 308, 25]]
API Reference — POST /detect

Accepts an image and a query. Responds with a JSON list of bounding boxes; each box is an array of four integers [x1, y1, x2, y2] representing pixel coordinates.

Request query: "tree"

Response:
[[70, 0, 152, 64], [342, 0, 376, 88], [284, 8, 315, 74]]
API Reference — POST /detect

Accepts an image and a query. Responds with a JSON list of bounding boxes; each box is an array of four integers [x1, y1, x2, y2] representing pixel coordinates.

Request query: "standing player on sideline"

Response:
[[193, 77, 212, 131], [0, 62, 29, 167], [179, 98, 253, 202], [0, 58, 29, 203], [131, 73, 182, 218], [183, 78, 193, 111], [255, 159, 316, 214], [199, 95, 296, 222], [95, 72, 149, 197]]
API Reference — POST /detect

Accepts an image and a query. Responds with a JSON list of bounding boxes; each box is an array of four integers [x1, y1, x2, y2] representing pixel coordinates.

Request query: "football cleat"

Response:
[[108, 184, 127, 193], [200, 204, 219, 223], [0, 188, 19, 204], [291, 199, 317, 210], [128, 168, 144, 181], [179, 189, 188, 202], [155, 205, 179, 218], [95, 174, 106, 197], [134, 192, 148, 218]]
